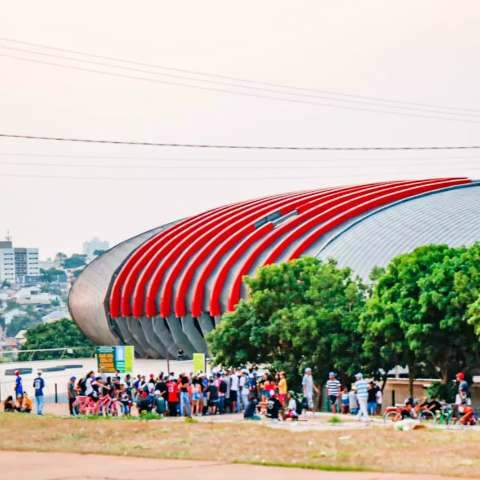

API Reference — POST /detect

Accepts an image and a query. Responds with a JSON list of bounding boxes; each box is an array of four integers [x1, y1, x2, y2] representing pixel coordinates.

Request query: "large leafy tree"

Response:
[[207, 257, 368, 387], [19, 318, 94, 360], [362, 243, 480, 387]]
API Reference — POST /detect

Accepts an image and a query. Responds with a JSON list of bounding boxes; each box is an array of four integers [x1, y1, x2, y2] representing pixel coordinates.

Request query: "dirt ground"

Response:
[[1, 413, 480, 477], [0, 451, 470, 480]]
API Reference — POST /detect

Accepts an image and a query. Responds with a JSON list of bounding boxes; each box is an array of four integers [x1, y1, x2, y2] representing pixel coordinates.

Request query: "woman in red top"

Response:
[[167, 378, 179, 416]]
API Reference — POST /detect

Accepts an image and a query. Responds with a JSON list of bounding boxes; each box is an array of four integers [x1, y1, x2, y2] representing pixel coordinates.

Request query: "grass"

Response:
[[0, 413, 480, 477], [327, 415, 342, 424]]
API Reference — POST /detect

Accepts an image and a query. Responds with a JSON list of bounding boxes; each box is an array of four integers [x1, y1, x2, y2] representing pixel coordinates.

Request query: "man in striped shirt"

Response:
[[354, 372, 369, 421], [326, 372, 341, 413]]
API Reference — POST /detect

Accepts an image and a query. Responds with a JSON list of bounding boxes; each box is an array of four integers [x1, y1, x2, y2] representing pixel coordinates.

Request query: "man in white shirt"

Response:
[[230, 370, 240, 413], [302, 368, 319, 412]]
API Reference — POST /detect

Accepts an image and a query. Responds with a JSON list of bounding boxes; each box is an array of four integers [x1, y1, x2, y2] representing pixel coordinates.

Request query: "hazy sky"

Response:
[[1, 1, 479, 258]]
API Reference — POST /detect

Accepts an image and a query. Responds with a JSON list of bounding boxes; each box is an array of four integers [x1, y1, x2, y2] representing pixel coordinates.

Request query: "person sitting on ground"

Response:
[[17, 393, 33, 413], [3, 395, 15, 412], [266, 391, 282, 420], [456, 390, 474, 425], [136, 388, 153, 415], [243, 391, 260, 420], [153, 390, 166, 416], [282, 392, 299, 421], [394, 397, 416, 422]]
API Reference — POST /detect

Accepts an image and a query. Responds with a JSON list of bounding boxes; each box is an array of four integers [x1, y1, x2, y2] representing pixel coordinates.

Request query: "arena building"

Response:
[[69, 177, 480, 358]]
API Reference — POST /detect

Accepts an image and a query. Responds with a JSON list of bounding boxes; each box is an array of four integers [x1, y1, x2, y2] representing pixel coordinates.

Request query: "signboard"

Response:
[[96, 346, 134, 373], [192, 352, 206, 374]]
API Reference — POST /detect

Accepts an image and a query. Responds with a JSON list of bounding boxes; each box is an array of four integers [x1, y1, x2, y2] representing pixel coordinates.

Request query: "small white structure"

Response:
[[42, 309, 70, 324]]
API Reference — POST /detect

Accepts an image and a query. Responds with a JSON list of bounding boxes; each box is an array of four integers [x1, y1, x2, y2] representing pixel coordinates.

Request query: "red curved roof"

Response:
[[108, 177, 470, 320]]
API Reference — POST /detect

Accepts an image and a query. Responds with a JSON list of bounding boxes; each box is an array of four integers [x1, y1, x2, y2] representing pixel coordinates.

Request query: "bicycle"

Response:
[[383, 405, 435, 423], [72, 395, 98, 416]]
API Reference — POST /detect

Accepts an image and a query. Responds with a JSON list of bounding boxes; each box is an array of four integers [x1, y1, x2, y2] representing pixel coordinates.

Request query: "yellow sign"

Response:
[[192, 353, 205, 374]]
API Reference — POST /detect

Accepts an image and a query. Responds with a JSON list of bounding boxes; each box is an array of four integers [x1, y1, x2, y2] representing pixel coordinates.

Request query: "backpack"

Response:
[[77, 378, 87, 395]]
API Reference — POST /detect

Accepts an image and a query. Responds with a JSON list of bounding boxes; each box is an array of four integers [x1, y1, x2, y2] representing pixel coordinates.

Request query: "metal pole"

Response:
[[167, 358, 170, 374], [391, 389, 395, 406], [54, 383, 58, 404]]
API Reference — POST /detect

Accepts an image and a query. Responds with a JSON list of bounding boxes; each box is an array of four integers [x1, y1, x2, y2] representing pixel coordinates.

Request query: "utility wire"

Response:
[[1, 43, 479, 120], [2, 51, 480, 123], [1, 151, 479, 164], [1, 133, 480, 151], [1, 172, 476, 182], [1, 36, 479, 115], [1, 159, 479, 170]]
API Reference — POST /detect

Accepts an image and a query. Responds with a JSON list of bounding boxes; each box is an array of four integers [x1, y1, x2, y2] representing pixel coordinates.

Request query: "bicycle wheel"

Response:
[[419, 410, 435, 422], [383, 411, 398, 422], [109, 401, 125, 417]]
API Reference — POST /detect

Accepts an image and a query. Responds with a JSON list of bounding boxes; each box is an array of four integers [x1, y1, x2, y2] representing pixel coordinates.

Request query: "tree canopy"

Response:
[[361, 243, 480, 383], [207, 257, 368, 386], [19, 318, 94, 360]]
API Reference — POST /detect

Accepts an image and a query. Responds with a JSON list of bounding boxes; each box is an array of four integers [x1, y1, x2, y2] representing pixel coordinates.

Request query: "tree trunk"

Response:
[[408, 366, 415, 398], [381, 373, 388, 393]]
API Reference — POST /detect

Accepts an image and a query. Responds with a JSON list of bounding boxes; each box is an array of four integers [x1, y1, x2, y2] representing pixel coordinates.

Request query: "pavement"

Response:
[[0, 451, 471, 480]]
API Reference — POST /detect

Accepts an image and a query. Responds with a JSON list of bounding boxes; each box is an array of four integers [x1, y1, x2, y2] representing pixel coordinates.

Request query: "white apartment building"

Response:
[[0, 241, 16, 284], [14, 247, 40, 283], [0, 241, 40, 284]]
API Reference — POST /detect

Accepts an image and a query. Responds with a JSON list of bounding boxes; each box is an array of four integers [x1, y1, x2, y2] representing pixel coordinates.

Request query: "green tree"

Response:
[[40, 268, 67, 283], [362, 243, 480, 391], [63, 254, 87, 269], [207, 257, 367, 387], [19, 318, 95, 360]]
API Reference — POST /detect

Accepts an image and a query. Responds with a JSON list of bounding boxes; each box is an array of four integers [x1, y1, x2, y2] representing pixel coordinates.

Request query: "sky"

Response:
[[1, 1, 480, 258]]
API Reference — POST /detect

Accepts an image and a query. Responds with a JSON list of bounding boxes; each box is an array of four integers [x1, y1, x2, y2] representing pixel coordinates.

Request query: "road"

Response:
[[0, 451, 470, 480]]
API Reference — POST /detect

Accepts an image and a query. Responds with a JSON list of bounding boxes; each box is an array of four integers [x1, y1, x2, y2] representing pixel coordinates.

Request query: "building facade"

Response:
[[0, 241, 40, 285], [0, 241, 16, 284], [14, 247, 40, 284], [69, 177, 480, 358]]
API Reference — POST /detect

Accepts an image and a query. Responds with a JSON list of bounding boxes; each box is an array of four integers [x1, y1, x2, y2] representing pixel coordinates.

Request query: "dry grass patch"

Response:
[[0, 414, 479, 477]]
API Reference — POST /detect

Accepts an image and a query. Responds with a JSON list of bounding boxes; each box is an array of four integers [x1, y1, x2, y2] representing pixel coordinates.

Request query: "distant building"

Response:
[[82, 237, 109, 258], [0, 241, 15, 284], [15, 287, 54, 305], [14, 247, 40, 284], [42, 309, 70, 323], [0, 240, 40, 285]]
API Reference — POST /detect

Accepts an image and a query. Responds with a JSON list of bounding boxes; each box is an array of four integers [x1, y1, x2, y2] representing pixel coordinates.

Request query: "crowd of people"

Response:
[[2, 366, 475, 425], [65, 367, 293, 419]]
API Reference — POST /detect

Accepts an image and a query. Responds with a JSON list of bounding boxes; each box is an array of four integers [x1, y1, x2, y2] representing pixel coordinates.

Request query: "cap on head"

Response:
[[456, 372, 465, 380], [355, 373, 363, 380], [305, 368, 312, 373], [329, 371, 336, 378]]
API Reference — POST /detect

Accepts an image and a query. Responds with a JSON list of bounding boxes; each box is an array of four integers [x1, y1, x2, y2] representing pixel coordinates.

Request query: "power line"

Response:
[[2, 172, 431, 182], [1, 133, 480, 151], [1, 151, 479, 164], [1, 43, 479, 121], [1, 158, 479, 170], [1, 36, 479, 115], [2, 51, 480, 124]]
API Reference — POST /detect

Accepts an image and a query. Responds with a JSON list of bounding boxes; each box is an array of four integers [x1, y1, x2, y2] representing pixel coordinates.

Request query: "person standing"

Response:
[[326, 372, 341, 413], [278, 372, 288, 407], [167, 376, 179, 416], [354, 373, 369, 421], [14, 370, 23, 398], [33, 371, 45, 415], [302, 368, 319, 412], [67, 376, 77, 416], [179, 374, 191, 417], [367, 381, 378, 416]]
